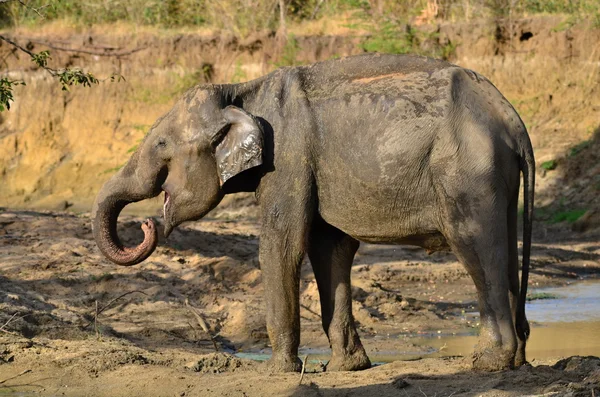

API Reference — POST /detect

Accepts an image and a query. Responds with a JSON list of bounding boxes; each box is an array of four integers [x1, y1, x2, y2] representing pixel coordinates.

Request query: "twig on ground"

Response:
[[0, 369, 31, 385], [184, 298, 218, 351], [83, 290, 148, 330], [299, 354, 309, 385], [0, 327, 18, 336], [94, 300, 99, 339], [0, 311, 30, 335], [0, 311, 19, 331]]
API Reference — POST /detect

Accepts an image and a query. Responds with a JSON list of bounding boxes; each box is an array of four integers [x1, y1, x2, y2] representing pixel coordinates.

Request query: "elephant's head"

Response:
[[91, 86, 264, 266]]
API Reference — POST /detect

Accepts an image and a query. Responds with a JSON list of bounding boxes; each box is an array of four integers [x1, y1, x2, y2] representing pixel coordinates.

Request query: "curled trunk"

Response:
[[92, 193, 158, 266]]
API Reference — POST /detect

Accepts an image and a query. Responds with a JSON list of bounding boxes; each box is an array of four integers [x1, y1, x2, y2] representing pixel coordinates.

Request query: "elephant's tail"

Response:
[[517, 135, 535, 341]]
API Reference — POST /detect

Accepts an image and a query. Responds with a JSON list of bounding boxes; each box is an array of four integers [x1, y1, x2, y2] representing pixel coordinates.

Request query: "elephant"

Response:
[[92, 53, 535, 373]]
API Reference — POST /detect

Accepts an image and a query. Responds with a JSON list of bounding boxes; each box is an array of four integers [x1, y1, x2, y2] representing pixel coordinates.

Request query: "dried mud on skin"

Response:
[[1, 208, 600, 396]]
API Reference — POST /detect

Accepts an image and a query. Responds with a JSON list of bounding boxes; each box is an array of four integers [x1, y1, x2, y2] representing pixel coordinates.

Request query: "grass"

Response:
[[273, 34, 303, 68], [569, 140, 591, 157], [551, 209, 587, 224], [129, 68, 204, 105], [2, 0, 600, 32], [101, 165, 123, 175], [526, 292, 559, 302], [540, 160, 558, 171], [230, 60, 248, 83], [359, 18, 457, 59]]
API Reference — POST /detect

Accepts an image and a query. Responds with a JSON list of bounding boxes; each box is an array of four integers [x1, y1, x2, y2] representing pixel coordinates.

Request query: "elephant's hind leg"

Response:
[[443, 198, 517, 371], [308, 216, 371, 371]]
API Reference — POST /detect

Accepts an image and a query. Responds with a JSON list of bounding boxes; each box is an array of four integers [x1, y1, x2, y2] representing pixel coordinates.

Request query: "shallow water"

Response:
[[411, 320, 600, 361], [418, 280, 600, 361], [236, 280, 600, 364], [526, 281, 600, 323]]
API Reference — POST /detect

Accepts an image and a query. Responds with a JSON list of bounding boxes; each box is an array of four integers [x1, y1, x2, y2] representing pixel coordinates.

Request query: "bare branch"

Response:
[[17, 0, 48, 18], [185, 298, 219, 351], [25, 39, 148, 57], [0, 311, 31, 334], [0, 369, 31, 385], [0, 35, 41, 66], [0, 311, 19, 331], [298, 355, 309, 385]]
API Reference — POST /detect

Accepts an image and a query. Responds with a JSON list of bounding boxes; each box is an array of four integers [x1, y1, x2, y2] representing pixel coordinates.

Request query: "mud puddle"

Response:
[[236, 281, 600, 366], [404, 280, 600, 362]]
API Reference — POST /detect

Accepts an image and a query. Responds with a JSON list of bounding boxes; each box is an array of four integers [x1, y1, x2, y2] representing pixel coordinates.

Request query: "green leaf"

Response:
[[0, 77, 26, 112], [57, 68, 100, 91], [31, 50, 51, 68]]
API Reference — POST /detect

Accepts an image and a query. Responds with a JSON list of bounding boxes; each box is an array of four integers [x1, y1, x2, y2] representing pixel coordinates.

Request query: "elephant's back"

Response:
[[300, 53, 453, 89]]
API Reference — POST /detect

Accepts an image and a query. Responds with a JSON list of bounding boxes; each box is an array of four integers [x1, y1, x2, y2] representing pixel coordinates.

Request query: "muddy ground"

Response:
[[1, 206, 599, 396]]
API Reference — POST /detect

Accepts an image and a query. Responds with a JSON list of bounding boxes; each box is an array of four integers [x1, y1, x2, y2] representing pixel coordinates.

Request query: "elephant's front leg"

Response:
[[259, 200, 312, 373], [308, 216, 371, 371]]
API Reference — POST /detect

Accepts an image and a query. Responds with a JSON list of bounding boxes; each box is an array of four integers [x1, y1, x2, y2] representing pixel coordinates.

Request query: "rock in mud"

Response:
[[185, 352, 254, 374], [552, 356, 600, 373]]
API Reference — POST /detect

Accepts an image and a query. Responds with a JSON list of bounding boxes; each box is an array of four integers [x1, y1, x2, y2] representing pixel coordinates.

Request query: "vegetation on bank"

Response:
[[1, 0, 599, 33]]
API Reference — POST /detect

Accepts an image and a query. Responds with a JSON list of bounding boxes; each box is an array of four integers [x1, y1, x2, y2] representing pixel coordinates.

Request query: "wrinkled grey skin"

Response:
[[92, 53, 535, 373]]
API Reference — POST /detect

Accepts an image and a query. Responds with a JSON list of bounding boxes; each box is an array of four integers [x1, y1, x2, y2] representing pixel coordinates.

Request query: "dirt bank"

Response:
[[1, 209, 599, 395], [0, 16, 599, 216]]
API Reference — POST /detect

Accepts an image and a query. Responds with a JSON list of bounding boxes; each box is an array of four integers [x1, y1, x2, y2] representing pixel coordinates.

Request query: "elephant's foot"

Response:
[[472, 346, 515, 371], [514, 343, 528, 367], [259, 354, 302, 374], [326, 347, 371, 372]]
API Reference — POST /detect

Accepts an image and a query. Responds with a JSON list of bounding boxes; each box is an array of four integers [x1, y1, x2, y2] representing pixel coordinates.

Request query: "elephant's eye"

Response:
[[157, 138, 167, 148]]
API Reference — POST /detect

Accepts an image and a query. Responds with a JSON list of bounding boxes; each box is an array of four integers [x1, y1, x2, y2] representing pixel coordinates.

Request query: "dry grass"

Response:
[[288, 10, 371, 36]]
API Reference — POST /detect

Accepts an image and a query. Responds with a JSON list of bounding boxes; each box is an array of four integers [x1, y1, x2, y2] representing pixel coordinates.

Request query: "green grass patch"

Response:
[[526, 292, 559, 302], [540, 160, 558, 171], [569, 140, 591, 157], [551, 209, 587, 224], [101, 165, 123, 175], [133, 124, 150, 132]]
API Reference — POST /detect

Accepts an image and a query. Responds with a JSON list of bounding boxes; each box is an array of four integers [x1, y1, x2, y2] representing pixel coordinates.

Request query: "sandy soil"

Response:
[[1, 207, 599, 396]]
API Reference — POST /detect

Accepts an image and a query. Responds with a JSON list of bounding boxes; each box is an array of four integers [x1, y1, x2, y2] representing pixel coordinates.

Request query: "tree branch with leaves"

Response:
[[0, 33, 126, 110]]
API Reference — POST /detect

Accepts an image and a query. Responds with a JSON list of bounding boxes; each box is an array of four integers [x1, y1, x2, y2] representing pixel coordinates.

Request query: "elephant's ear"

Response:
[[214, 106, 264, 189]]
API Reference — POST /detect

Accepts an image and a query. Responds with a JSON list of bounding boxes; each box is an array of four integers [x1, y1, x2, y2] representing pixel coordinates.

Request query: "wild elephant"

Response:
[[92, 53, 535, 373]]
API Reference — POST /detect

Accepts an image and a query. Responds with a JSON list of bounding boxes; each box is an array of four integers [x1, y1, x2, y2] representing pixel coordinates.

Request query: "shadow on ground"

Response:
[[289, 356, 600, 397]]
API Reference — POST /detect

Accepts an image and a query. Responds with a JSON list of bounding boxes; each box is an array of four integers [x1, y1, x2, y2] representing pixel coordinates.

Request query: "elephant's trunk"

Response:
[[92, 161, 164, 266], [92, 196, 158, 266]]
